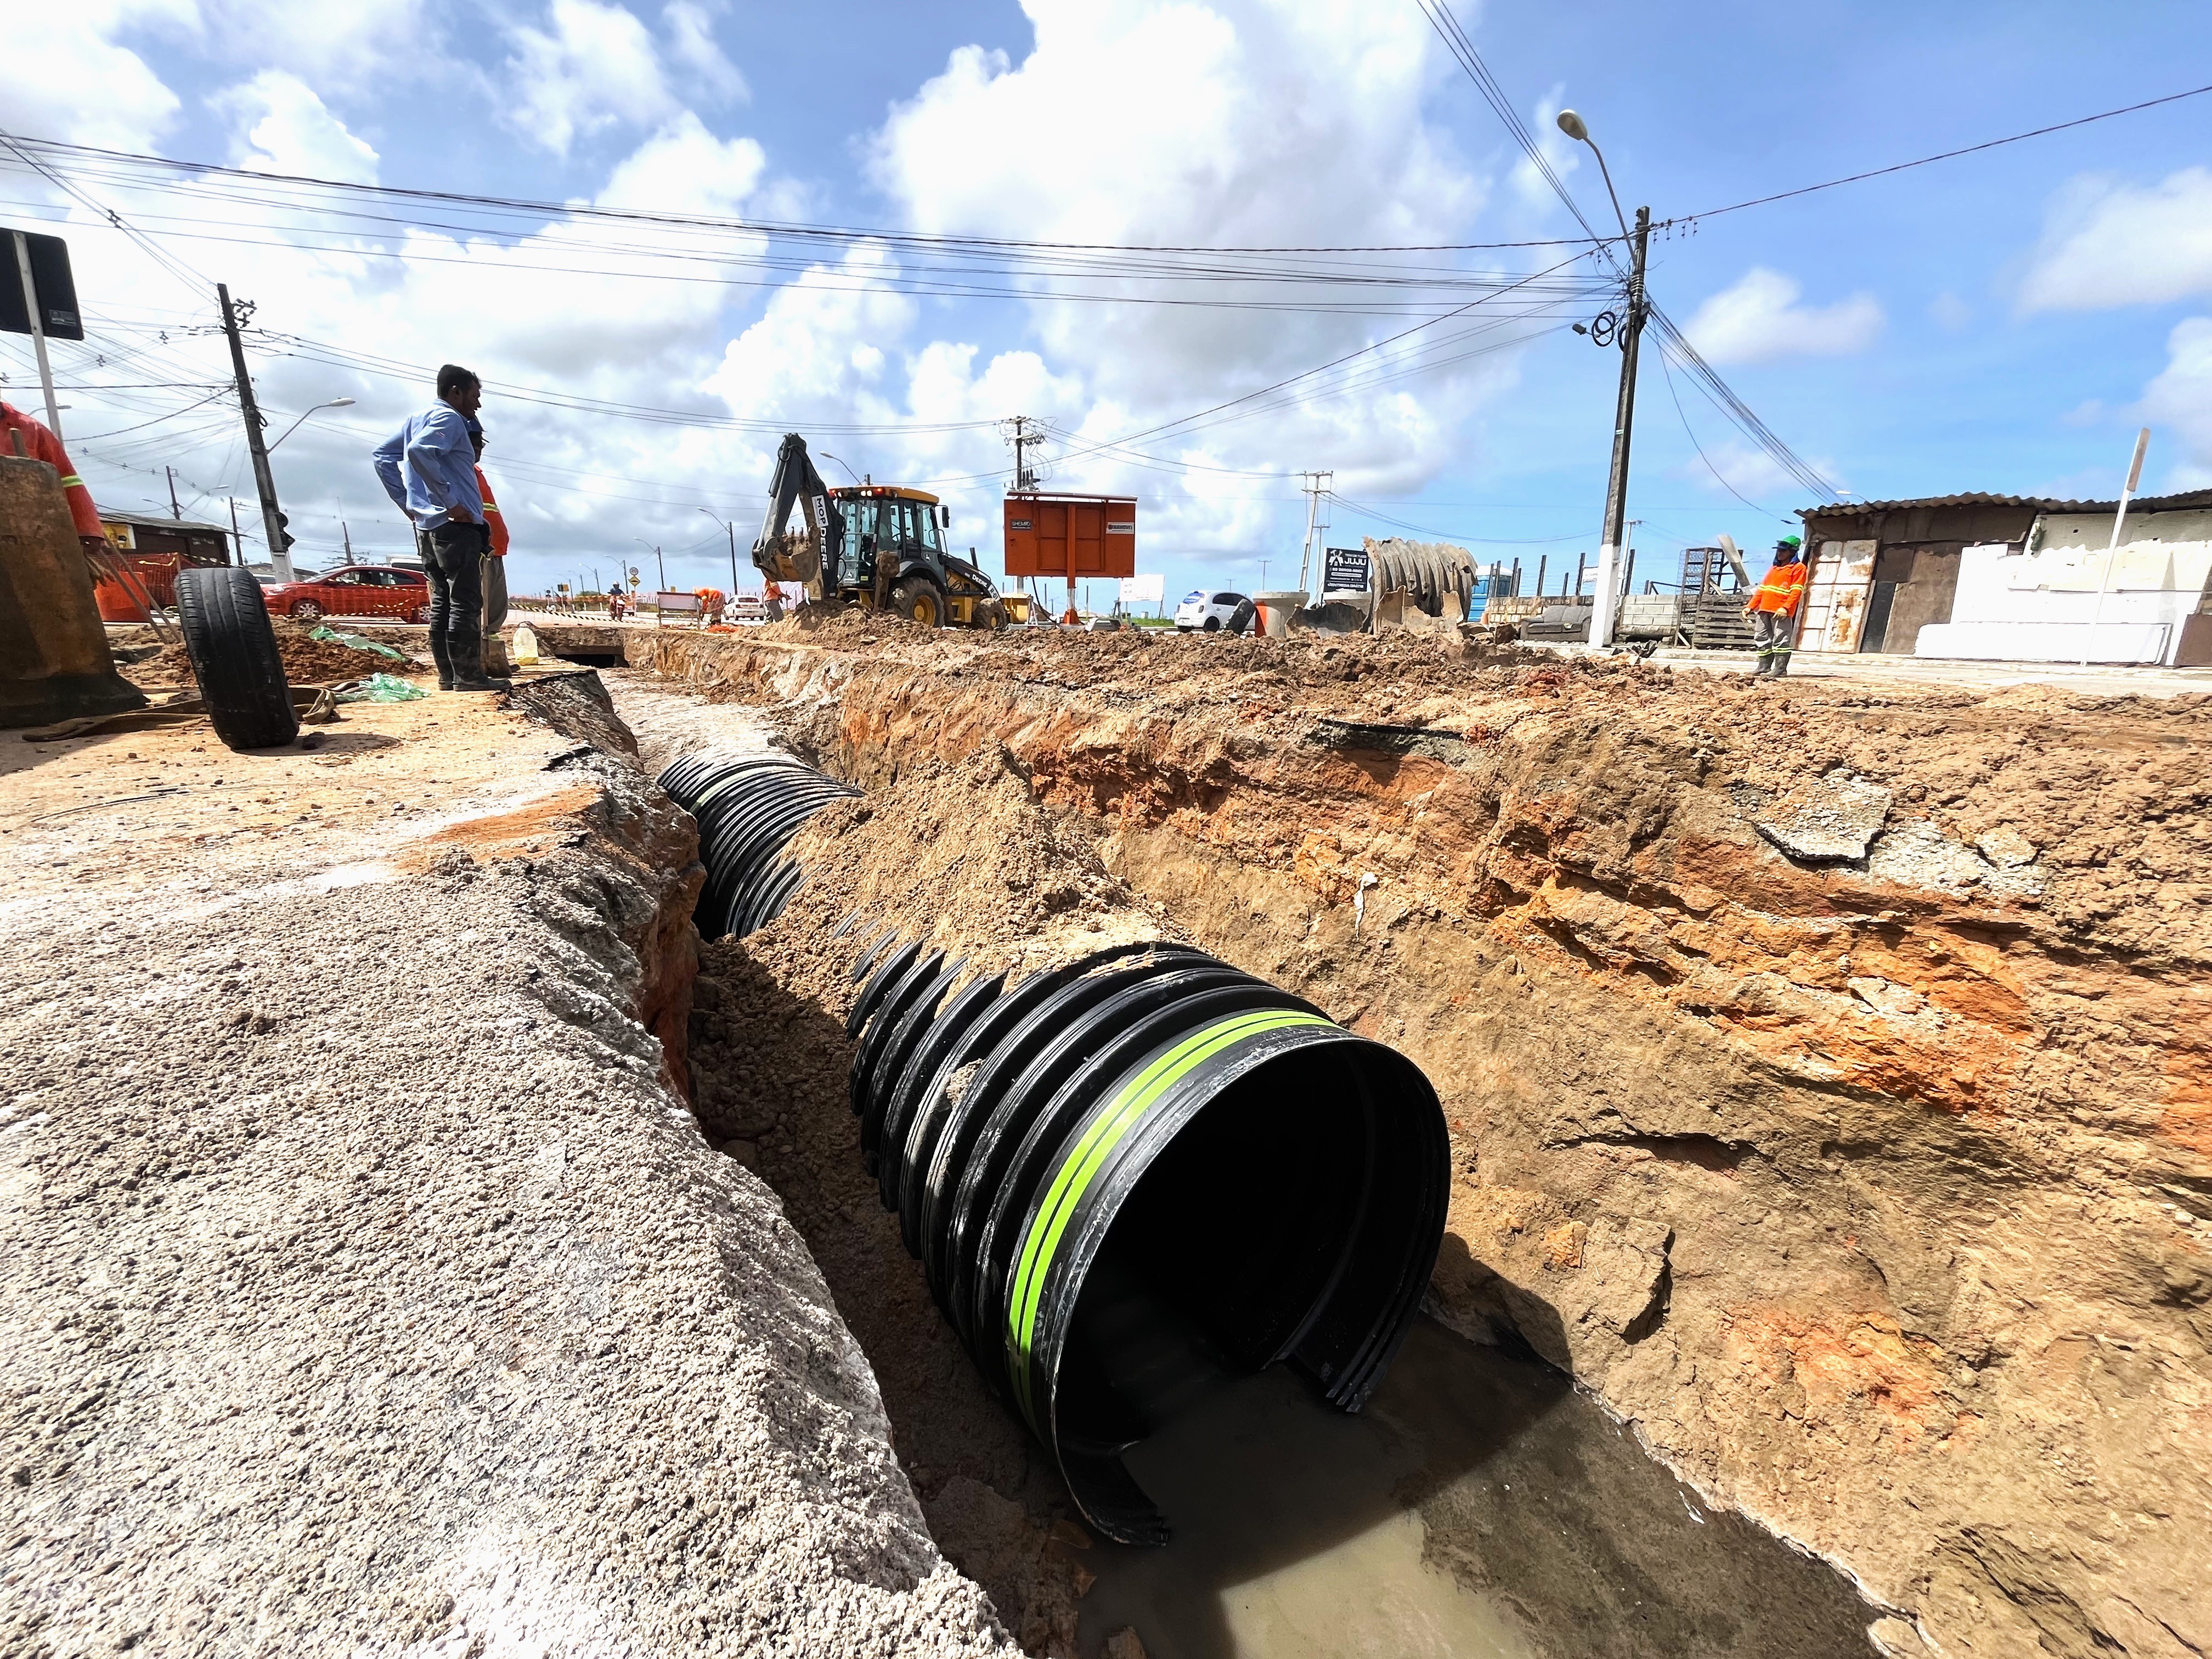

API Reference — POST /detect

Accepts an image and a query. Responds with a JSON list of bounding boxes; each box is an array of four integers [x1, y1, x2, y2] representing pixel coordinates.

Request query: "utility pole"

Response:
[[1591, 206, 1651, 649], [342, 521, 353, 560], [1002, 416, 1045, 492], [10, 230, 64, 440], [218, 283, 294, 580], [166, 466, 180, 518], [228, 496, 242, 565], [1295, 470, 1333, 595]]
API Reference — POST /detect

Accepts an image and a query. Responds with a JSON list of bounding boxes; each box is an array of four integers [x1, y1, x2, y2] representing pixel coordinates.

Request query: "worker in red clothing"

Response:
[[466, 418, 509, 665], [1746, 535, 1809, 678], [3, 400, 107, 556]]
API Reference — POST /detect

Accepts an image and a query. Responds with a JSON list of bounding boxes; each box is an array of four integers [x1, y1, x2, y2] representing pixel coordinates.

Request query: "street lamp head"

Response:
[[1555, 108, 1589, 143], [324, 397, 356, 409]]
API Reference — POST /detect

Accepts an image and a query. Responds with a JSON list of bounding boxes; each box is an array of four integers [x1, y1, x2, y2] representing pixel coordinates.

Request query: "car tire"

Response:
[[176, 566, 300, 752], [289, 599, 324, 623], [407, 603, 430, 625], [889, 574, 946, 628], [1203, 616, 1221, 632], [1228, 598, 1256, 636]]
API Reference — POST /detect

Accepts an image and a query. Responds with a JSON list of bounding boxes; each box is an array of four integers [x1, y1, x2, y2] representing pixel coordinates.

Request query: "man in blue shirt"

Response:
[[372, 364, 502, 691]]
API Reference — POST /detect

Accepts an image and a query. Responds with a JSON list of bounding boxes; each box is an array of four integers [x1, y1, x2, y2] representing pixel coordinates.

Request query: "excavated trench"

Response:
[[637, 696, 1884, 1658], [604, 619, 2212, 1659]]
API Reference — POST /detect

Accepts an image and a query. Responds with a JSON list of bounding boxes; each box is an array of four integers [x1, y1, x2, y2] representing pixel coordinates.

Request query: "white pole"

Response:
[[2081, 427, 2149, 667], [12, 232, 64, 441]]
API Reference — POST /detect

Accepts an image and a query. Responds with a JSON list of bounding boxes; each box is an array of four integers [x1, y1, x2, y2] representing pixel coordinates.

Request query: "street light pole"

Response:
[[698, 506, 738, 593], [1556, 110, 1649, 651], [268, 397, 356, 450], [634, 538, 664, 594]]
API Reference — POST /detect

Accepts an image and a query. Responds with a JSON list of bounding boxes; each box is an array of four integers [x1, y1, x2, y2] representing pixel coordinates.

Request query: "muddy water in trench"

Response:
[[1075, 1316, 1874, 1659], [686, 940, 1874, 1659]]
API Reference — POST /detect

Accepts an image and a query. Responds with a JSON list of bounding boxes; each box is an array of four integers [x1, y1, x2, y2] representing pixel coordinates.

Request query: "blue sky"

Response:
[[3, 0, 2208, 603]]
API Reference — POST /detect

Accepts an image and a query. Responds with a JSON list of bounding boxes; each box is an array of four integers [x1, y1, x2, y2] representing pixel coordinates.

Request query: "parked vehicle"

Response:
[[259, 565, 432, 624], [1174, 590, 1255, 633]]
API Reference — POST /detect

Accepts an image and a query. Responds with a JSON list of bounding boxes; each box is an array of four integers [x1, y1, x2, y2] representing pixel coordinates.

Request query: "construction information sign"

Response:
[[1323, 547, 1370, 594]]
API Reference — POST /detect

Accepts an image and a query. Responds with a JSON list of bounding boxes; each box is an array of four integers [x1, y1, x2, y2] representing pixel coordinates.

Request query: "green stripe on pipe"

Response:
[[1005, 1008, 1334, 1424]]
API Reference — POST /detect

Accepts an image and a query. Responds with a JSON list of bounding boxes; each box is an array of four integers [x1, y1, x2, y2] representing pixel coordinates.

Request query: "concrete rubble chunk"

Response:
[[1747, 771, 1892, 863]]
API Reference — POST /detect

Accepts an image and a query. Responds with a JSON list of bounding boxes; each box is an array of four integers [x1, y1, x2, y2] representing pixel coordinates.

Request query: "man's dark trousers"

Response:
[[426, 520, 486, 684]]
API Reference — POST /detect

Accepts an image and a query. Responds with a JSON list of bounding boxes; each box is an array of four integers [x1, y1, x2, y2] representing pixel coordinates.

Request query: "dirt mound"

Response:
[[135, 622, 422, 689], [777, 746, 1179, 983]]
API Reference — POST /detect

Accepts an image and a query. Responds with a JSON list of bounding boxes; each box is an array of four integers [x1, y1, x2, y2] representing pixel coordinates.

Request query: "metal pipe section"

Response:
[[667, 755, 1453, 1545]]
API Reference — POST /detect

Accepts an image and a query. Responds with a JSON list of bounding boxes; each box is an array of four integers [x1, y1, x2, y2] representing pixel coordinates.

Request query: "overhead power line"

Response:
[[1671, 81, 2212, 225], [1, 133, 1613, 256]]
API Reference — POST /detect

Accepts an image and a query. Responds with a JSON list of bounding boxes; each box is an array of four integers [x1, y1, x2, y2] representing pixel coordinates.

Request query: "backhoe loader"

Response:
[[751, 433, 1008, 628]]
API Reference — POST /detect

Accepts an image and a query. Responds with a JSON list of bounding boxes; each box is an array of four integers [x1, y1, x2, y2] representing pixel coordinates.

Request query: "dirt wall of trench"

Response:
[[630, 622, 2212, 1659]]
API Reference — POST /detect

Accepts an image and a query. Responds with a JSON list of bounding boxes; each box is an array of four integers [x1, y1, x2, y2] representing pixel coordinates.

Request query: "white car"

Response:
[[1175, 590, 1254, 633]]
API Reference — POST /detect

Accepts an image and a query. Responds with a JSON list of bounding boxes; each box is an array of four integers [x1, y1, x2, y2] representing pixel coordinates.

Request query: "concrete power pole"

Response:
[[1590, 206, 1651, 650], [218, 283, 294, 580], [1295, 470, 1333, 596], [1003, 416, 1045, 492]]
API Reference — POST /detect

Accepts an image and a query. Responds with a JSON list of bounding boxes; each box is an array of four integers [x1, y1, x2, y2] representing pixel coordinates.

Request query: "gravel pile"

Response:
[[0, 682, 1017, 1657]]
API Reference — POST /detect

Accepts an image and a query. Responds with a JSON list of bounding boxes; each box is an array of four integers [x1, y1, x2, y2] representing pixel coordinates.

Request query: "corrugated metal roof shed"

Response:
[[1801, 489, 2212, 517], [99, 507, 235, 536]]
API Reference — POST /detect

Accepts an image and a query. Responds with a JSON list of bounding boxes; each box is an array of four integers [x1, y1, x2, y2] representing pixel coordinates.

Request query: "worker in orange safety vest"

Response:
[[3, 399, 107, 555], [1746, 536, 1808, 678], [466, 417, 509, 663]]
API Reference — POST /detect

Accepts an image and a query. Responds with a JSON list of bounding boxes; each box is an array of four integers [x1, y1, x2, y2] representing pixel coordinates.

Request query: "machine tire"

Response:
[[977, 600, 1008, 632], [289, 599, 324, 622], [1228, 597, 1256, 635], [176, 566, 299, 752], [890, 575, 947, 628]]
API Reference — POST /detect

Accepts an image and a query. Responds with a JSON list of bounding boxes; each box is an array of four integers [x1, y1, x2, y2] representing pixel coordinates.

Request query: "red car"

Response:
[[261, 564, 432, 624]]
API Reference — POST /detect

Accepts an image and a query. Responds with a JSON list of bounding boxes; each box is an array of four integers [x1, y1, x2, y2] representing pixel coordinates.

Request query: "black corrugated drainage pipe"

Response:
[[844, 922, 1451, 1546], [658, 754, 860, 939], [663, 752, 1451, 1544]]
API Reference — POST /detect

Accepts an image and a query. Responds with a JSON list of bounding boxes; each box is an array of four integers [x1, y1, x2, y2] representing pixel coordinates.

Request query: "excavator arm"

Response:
[[752, 433, 844, 596]]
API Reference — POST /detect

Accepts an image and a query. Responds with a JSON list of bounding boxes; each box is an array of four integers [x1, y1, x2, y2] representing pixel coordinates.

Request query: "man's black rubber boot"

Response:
[[447, 639, 510, 693]]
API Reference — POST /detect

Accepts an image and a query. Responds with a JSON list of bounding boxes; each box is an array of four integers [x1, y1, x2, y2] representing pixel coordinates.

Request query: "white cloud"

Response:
[[1682, 267, 1884, 366], [0, 0, 193, 151], [662, 0, 744, 99], [1680, 436, 1807, 503], [2141, 317, 2212, 489], [215, 71, 379, 184], [499, 0, 740, 154], [2017, 168, 2212, 314], [1928, 291, 1972, 331], [866, 0, 1492, 484], [1509, 87, 1583, 216], [502, 0, 676, 153]]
